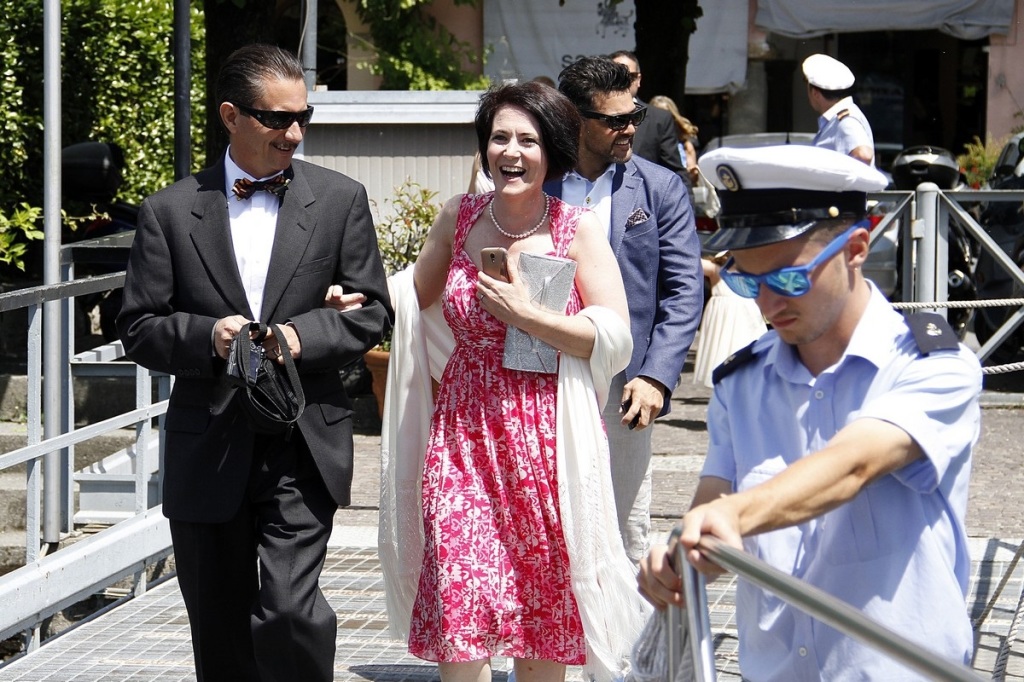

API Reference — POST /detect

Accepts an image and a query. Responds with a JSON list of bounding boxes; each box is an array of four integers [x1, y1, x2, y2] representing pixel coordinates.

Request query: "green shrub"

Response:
[[375, 179, 439, 277], [0, 0, 205, 276], [373, 179, 440, 351], [355, 0, 490, 91]]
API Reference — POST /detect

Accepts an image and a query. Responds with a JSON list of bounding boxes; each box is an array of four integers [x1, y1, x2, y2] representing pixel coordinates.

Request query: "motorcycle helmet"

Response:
[[890, 146, 961, 191], [61, 141, 125, 203]]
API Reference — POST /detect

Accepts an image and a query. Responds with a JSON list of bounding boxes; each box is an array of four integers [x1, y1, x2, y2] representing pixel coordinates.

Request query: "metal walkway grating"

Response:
[[1, 535, 1023, 680]]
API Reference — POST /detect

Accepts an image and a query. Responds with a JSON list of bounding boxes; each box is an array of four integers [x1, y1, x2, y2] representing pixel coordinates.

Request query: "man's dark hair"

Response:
[[606, 49, 640, 71], [216, 43, 304, 109], [474, 81, 581, 182], [557, 57, 634, 112]]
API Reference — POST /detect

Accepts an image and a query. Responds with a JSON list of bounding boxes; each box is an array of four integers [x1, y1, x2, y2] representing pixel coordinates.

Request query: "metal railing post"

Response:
[[914, 182, 941, 314], [901, 192, 917, 303], [60, 260, 75, 533], [680, 545, 717, 681], [666, 528, 717, 681], [41, 0, 63, 547]]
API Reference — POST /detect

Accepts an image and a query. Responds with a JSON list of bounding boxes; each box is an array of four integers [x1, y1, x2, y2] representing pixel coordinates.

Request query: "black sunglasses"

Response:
[[579, 105, 647, 132], [236, 103, 314, 130]]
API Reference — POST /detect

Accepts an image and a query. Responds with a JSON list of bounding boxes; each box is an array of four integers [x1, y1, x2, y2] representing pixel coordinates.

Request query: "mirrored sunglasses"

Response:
[[236, 103, 314, 130], [579, 105, 647, 132], [720, 223, 864, 298]]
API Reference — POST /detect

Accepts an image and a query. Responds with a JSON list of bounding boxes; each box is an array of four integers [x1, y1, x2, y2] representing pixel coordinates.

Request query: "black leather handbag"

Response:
[[226, 321, 305, 435]]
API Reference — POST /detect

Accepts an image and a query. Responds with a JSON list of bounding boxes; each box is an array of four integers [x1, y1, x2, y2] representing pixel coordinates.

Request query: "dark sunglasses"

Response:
[[236, 103, 314, 130], [720, 223, 864, 298], [579, 105, 647, 132]]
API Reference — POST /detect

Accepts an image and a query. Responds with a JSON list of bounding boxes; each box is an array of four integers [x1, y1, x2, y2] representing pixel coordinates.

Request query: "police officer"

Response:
[[803, 53, 875, 166], [637, 145, 983, 681]]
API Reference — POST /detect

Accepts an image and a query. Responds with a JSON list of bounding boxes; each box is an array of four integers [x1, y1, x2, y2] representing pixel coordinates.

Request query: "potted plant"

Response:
[[957, 134, 1007, 189], [364, 179, 439, 417]]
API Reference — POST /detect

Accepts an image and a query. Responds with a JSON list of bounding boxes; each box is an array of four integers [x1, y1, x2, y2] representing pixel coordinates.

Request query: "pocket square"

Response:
[[626, 207, 650, 227]]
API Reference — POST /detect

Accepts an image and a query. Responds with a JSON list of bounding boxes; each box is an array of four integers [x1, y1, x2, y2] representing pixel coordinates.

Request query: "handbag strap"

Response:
[[266, 322, 305, 419]]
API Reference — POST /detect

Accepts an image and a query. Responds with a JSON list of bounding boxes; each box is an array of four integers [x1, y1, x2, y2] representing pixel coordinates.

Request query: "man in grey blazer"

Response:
[[547, 57, 703, 562], [116, 44, 392, 681]]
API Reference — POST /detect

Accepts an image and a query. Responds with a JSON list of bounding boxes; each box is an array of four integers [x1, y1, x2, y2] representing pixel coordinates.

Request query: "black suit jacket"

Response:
[[632, 100, 688, 181], [117, 156, 393, 522]]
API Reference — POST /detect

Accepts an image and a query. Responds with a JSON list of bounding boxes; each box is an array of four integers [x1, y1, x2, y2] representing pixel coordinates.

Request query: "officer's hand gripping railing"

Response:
[[666, 528, 985, 681]]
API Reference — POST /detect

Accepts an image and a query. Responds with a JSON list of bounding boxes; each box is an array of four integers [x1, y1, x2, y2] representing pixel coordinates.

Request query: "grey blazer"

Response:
[[117, 156, 393, 522]]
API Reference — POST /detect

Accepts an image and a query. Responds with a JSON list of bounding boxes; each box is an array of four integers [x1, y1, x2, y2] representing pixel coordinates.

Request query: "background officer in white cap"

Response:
[[637, 145, 983, 680], [803, 53, 875, 166]]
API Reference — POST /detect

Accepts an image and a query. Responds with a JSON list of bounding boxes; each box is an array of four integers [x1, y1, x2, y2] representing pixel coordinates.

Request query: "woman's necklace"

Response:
[[489, 195, 550, 240]]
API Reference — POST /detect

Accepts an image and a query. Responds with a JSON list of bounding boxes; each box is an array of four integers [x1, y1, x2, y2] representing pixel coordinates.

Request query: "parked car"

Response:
[[693, 134, 900, 300]]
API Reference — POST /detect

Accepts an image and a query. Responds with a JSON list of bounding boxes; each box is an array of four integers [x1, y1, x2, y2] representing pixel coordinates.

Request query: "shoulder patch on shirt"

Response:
[[904, 312, 960, 355], [712, 340, 759, 385], [836, 109, 850, 120]]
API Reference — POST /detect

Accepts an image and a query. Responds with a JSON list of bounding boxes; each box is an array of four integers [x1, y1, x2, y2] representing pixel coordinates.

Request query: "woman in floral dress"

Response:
[[408, 81, 633, 682]]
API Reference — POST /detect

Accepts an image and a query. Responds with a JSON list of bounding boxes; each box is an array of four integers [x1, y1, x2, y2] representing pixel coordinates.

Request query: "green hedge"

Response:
[[0, 0, 205, 275]]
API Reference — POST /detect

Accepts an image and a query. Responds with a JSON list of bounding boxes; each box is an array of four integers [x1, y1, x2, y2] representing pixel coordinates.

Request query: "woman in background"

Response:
[[649, 94, 700, 185], [692, 252, 767, 388]]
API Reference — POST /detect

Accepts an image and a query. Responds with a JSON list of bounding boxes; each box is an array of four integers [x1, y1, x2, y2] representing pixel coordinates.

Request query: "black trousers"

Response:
[[170, 433, 338, 682]]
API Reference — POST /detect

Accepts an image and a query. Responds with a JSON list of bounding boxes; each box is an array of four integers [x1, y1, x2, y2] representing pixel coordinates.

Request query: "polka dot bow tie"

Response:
[[232, 175, 289, 201]]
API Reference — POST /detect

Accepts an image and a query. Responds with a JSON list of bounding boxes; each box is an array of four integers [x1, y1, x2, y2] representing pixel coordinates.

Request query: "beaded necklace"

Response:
[[489, 195, 550, 240]]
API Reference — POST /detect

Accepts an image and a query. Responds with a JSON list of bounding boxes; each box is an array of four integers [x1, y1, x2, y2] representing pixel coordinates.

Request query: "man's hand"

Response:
[[263, 323, 301, 365], [213, 315, 250, 360], [680, 501, 743, 578], [637, 543, 684, 609], [324, 284, 366, 312], [619, 376, 666, 430]]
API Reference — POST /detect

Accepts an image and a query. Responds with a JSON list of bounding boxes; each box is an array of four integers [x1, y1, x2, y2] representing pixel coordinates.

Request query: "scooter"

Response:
[[889, 146, 978, 339], [61, 141, 138, 340], [972, 159, 1024, 363]]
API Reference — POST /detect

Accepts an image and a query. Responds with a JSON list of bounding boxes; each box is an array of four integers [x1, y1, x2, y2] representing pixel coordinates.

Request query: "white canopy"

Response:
[[755, 0, 1016, 40]]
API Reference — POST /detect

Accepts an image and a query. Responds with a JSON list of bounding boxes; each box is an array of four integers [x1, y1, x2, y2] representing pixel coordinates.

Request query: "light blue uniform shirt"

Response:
[[702, 284, 982, 681], [813, 97, 874, 162]]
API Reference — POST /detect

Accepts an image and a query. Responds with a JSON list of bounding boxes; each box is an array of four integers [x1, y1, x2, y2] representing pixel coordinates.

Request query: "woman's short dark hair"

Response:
[[474, 81, 581, 182], [216, 43, 304, 109]]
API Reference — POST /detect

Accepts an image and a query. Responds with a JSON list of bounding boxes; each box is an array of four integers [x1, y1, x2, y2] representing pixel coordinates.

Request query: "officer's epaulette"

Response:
[[712, 340, 759, 385], [904, 312, 960, 355], [836, 109, 850, 120]]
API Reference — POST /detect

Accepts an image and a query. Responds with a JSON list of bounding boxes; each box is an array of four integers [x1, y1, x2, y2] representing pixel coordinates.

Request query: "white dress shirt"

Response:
[[224, 148, 282, 321], [560, 166, 616, 239]]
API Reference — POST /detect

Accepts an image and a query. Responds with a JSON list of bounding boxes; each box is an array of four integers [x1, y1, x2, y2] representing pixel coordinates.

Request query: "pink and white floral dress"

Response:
[[408, 193, 587, 665]]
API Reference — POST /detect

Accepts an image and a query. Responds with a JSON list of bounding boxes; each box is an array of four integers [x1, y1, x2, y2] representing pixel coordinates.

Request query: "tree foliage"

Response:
[[354, 0, 490, 90], [0, 0, 205, 277]]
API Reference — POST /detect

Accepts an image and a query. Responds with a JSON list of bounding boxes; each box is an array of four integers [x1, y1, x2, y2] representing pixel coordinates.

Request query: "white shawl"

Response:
[[379, 266, 651, 681]]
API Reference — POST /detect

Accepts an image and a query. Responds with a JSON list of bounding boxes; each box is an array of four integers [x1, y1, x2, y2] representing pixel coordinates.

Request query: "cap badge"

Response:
[[717, 164, 741, 192], [828, 206, 839, 218], [926, 322, 942, 337]]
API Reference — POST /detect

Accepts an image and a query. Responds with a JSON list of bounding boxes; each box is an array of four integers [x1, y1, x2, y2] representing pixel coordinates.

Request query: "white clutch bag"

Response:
[[502, 252, 577, 373]]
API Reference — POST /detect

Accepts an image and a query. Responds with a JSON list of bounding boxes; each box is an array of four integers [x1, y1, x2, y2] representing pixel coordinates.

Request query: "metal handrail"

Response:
[[0, 268, 169, 661], [672, 533, 984, 681], [0, 272, 124, 313]]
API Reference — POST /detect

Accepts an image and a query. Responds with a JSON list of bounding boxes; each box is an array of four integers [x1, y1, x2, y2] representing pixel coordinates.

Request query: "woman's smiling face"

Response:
[[487, 104, 548, 194]]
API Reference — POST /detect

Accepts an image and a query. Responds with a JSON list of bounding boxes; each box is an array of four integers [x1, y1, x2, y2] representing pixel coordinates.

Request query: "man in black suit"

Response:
[[608, 50, 689, 183], [117, 44, 392, 682]]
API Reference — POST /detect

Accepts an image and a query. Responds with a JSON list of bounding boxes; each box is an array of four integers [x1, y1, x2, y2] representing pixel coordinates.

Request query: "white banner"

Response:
[[483, 0, 749, 94]]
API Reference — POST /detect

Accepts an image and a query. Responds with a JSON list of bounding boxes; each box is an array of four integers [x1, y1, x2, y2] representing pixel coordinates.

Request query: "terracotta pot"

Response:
[[363, 348, 390, 418]]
